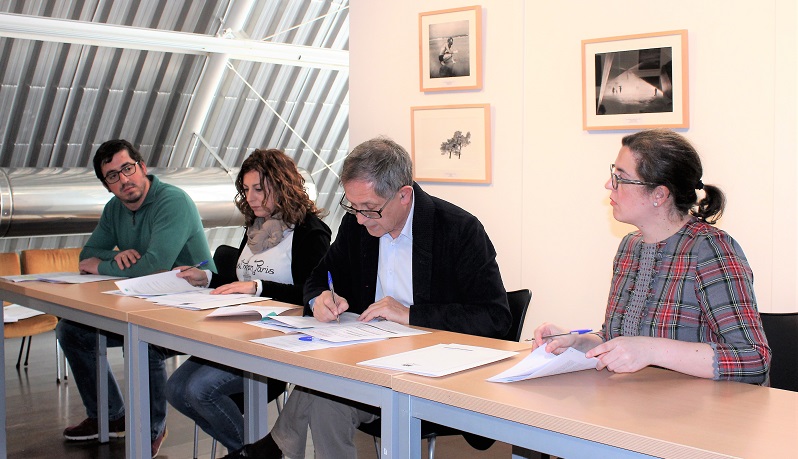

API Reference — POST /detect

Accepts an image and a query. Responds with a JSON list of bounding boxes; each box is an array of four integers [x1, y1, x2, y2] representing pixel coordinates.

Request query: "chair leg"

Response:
[[193, 423, 200, 459], [428, 435, 436, 459], [23, 333, 33, 366], [371, 435, 380, 458], [15, 336, 27, 369], [210, 437, 217, 458], [56, 338, 64, 383]]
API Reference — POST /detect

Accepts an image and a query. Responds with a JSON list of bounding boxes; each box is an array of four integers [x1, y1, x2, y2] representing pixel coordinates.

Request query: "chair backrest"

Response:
[[213, 245, 239, 275], [1, 252, 22, 306], [760, 312, 798, 392], [502, 289, 532, 342], [20, 248, 81, 274], [0, 252, 21, 277]]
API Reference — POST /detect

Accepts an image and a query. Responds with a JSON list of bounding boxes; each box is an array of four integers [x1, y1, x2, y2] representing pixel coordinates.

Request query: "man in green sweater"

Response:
[[56, 139, 215, 458]]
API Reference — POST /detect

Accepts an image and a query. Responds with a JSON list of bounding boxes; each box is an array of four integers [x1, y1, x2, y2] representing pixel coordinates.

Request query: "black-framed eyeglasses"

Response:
[[610, 164, 656, 190], [104, 161, 140, 184], [339, 191, 397, 219]]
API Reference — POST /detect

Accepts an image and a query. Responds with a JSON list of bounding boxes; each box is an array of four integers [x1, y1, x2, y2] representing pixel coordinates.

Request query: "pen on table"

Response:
[[525, 329, 595, 341], [327, 271, 339, 324], [180, 260, 208, 273]]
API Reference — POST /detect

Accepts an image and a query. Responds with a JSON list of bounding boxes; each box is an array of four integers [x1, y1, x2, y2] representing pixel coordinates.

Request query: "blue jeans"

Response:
[[166, 357, 245, 451], [56, 319, 170, 441]]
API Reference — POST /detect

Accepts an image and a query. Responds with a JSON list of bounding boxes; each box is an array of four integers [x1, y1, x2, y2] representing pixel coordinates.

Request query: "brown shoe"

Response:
[[63, 416, 125, 441], [151, 427, 168, 458]]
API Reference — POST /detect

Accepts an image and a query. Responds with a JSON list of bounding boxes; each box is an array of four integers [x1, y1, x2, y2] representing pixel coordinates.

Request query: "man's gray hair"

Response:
[[341, 137, 413, 198]]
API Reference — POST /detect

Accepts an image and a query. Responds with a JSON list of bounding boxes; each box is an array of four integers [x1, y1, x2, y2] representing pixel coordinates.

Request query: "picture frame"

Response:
[[410, 104, 491, 184], [582, 30, 689, 130], [419, 5, 482, 92]]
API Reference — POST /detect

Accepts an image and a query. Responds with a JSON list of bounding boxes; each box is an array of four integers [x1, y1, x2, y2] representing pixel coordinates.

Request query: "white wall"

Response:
[[350, 0, 798, 340]]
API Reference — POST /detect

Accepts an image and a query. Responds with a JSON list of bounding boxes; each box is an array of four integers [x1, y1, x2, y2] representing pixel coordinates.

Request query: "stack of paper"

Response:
[[252, 334, 384, 352], [486, 346, 598, 383], [143, 291, 269, 310], [206, 305, 294, 319], [115, 270, 202, 296], [1, 272, 123, 283], [358, 343, 518, 377]]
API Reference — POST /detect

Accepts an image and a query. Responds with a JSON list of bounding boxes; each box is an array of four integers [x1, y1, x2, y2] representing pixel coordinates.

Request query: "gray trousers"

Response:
[[271, 387, 379, 459]]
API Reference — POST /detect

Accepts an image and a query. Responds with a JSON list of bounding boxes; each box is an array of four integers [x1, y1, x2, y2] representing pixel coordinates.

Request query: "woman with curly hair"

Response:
[[168, 149, 331, 453]]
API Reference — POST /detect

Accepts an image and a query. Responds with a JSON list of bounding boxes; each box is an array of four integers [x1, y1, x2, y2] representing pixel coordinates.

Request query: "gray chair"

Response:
[[359, 289, 534, 459], [760, 312, 798, 392]]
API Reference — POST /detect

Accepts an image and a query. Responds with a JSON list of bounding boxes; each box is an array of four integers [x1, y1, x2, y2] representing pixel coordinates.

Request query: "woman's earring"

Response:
[[653, 202, 659, 207]]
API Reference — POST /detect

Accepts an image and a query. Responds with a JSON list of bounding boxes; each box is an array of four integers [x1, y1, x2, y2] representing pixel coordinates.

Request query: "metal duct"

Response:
[[0, 167, 317, 238]]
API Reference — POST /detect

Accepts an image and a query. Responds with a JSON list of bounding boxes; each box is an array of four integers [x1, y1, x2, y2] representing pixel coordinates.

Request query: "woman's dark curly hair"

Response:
[[235, 149, 327, 227]]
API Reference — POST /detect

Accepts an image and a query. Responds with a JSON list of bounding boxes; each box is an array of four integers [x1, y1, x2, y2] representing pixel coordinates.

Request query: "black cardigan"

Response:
[[211, 213, 331, 306], [303, 183, 510, 339]]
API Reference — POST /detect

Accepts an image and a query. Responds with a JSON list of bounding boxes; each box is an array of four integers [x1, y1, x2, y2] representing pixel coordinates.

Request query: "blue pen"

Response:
[[298, 336, 313, 342], [541, 329, 593, 339], [180, 260, 209, 273], [327, 271, 339, 323]]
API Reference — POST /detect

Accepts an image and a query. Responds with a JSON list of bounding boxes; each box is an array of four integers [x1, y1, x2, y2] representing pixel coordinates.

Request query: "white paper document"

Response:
[[3, 304, 45, 323], [486, 346, 599, 383], [251, 333, 384, 352], [206, 305, 294, 319], [358, 343, 518, 377], [261, 311, 362, 330], [302, 320, 429, 343], [115, 270, 204, 296], [144, 291, 269, 310], [1, 272, 123, 284]]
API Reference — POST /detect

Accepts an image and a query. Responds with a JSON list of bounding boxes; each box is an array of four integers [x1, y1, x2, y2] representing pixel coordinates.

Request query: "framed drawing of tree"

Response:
[[410, 104, 491, 183]]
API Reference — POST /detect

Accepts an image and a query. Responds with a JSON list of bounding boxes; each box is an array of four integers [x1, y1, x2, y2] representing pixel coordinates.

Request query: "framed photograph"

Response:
[[410, 104, 491, 183], [582, 30, 689, 130], [419, 5, 482, 92]]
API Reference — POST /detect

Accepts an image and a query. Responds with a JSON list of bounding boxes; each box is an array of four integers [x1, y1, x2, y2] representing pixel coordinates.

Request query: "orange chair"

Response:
[[2, 252, 60, 371], [20, 247, 82, 274], [19, 247, 82, 381]]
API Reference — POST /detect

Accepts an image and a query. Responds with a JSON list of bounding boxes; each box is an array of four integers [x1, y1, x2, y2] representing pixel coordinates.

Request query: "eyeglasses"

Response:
[[610, 164, 656, 190], [339, 191, 396, 219], [104, 161, 140, 184]]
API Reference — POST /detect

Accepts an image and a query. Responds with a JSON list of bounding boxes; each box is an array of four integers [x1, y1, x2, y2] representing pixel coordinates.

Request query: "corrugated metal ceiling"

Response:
[[0, 0, 349, 253]]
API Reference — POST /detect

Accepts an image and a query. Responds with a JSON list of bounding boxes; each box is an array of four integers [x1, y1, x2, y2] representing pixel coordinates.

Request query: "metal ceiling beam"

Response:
[[0, 12, 349, 71]]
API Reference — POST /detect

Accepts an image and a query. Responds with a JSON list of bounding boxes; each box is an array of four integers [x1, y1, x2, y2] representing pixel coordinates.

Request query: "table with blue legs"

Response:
[[393, 350, 798, 459], [0, 279, 168, 459], [127, 306, 529, 458]]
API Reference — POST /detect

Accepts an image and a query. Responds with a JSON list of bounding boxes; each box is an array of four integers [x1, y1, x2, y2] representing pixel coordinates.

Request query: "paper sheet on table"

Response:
[[1, 272, 124, 283], [358, 343, 518, 377], [302, 320, 429, 342], [251, 333, 384, 352], [3, 304, 45, 323], [115, 270, 203, 296], [145, 291, 269, 310], [261, 311, 362, 329], [206, 305, 293, 319], [486, 346, 599, 382]]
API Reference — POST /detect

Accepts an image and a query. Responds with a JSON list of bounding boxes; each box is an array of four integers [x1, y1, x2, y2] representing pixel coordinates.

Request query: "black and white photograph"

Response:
[[419, 6, 482, 92], [428, 21, 471, 79], [582, 30, 688, 130]]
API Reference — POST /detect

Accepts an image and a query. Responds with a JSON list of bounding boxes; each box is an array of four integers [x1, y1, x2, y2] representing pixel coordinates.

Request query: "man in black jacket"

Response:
[[225, 136, 509, 459]]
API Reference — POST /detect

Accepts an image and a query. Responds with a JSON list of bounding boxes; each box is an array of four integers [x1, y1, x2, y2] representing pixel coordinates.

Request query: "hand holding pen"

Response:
[[176, 260, 209, 287], [327, 271, 340, 324], [526, 329, 596, 341], [180, 260, 209, 272]]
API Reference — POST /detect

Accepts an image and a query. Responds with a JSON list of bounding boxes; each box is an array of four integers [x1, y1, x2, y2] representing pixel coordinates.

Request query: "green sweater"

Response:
[[81, 175, 216, 277]]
